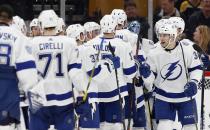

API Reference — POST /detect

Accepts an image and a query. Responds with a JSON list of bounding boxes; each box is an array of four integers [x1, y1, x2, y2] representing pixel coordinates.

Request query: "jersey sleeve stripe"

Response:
[[88, 92, 98, 99], [123, 65, 136, 75], [16, 60, 36, 71], [155, 87, 192, 98], [98, 85, 127, 98], [188, 65, 202, 73], [46, 91, 72, 101], [87, 65, 101, 77], [68, 63, 82, 71]]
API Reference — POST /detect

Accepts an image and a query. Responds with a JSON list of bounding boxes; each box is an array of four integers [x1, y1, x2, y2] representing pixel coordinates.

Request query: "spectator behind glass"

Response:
[[124, 1, 150, 38], [153, 0, 183, 42], [193, 25, 210, 70], [193, 25, 210, 54], [186, 0, 210, 40], [154, 0, 181, 23], [180, 0, 201, 22]]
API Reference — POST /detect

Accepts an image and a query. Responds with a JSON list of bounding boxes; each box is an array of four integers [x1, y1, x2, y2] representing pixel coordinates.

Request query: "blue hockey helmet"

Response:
[[127, 21, 141, 34]]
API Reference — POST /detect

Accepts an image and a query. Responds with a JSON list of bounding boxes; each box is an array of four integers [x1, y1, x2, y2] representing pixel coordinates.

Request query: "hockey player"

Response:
[[66, 24, 100, 130], [0, 4, 38, 130], [56, 17, 65, 36], [111, 9, 154, 130], [29, 18, 41, 37], [29, 10, 88, 130], [66, 24, 85, 46], [11, 16, 27, 36], [84, 14, 137, 130], [147, 22, 203, 130], [84, 21, 100, 41], [11, 15, 33, 130]]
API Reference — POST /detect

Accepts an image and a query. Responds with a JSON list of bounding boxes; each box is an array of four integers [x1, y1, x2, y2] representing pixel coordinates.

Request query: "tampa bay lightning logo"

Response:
[[160, 60, 182, 82]]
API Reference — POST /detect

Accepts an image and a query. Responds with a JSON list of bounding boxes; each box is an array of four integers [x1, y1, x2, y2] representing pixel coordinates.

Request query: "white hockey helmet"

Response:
[[158, 23, 177, 39], [91, 22, 100, 31], [66, 24, 85, 41], [169, 17, 185, 34], [84, 22, 93, 33], [56, 17, 66, 34], [30, 18, 40, 28], [38, 10, 58, 29], [111, 9, 127, 26], [84, 21, 100, 32], [12, 16, 27, 35], [154, 19, 169, 36], [100, 14, 117, 33]]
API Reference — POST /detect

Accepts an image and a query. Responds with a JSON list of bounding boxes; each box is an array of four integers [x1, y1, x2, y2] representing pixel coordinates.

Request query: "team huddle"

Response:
[[0, 4, 206, 130]]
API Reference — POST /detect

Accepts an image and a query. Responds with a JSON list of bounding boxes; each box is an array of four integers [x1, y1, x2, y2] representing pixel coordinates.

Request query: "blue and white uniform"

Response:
[[147, 40, 202, 126], [0, 24, 37, 128]]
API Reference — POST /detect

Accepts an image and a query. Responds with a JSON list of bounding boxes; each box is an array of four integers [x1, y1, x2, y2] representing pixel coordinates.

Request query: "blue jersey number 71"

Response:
[[38, 53, 64, 78]]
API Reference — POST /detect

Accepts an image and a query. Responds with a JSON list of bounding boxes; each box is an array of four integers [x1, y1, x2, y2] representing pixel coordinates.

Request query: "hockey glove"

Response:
[[184, 81, 198, 97], [139, 63, 151, 78], [28, 81, 47, 114], [75, 97, 92, 118], [201, 54, 210, 69], [106, 56, 120, 69]]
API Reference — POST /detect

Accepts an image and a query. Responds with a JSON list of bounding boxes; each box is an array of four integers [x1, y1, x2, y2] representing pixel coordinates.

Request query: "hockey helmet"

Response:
[[100, 14, 117, 33]]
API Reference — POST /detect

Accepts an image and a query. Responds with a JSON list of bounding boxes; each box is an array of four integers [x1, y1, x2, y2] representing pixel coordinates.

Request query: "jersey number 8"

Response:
[[0, 44, 11, 66]]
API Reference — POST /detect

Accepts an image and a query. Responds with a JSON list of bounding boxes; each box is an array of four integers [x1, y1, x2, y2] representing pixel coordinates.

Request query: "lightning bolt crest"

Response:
[[163, 61, 179, 81]]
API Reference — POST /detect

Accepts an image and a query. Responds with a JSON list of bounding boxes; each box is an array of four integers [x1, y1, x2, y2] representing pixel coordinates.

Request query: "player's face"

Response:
[[92, 30, 99, 38], [80, 32, 85, 42], [193, 27, 201, 43], [31, 26, 41, 36], [158, 33, 171, 47], [85, 31, 92, 41]]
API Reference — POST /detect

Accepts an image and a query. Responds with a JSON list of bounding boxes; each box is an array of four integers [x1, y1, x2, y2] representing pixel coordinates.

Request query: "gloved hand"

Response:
[[184, 81, 198, 97], [28, 80, 46, 114], [28, 91, 45, 114], [75, 97, 92, 118], [106, 55, 120, 69], [201, 54, 210, 69], [139, 62, 151, 78]]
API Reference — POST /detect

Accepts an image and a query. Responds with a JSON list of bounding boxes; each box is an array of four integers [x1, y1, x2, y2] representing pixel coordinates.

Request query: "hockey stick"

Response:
[[127, 29, 142, 130], [72, 84, 80, 130], [180, 43, 198, 130], [75, 38, 105, 107], [108, 42, 126, 130], [192, 44, 206, 130]]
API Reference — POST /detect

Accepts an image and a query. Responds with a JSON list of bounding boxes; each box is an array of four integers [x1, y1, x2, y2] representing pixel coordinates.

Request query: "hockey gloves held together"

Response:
[[134, 55, 151, 78], [28, 81, 47, 114], [184, 81, 198, 97], [139, 62, 151, 78]]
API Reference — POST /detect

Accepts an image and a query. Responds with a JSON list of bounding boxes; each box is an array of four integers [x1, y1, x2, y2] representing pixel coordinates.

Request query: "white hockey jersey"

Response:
[[74, 44, 103, 103], [115, 29, 154, 108], [83, 37, 137, 102], [147, 40, 202, 102], [31, 36, 87, 107], [0, 25, 37, 91]]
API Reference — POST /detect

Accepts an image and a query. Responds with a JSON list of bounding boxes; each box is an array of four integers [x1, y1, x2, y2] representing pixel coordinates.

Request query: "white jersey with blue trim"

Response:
[[31, 36, 87, 107], [115, 29, 154, 108], [75, 44, 101, 103], [115, 29, 137, 47], [147, 41, 202, 103], [0, 25, 37, 92], [84, 36, 137, 102]]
